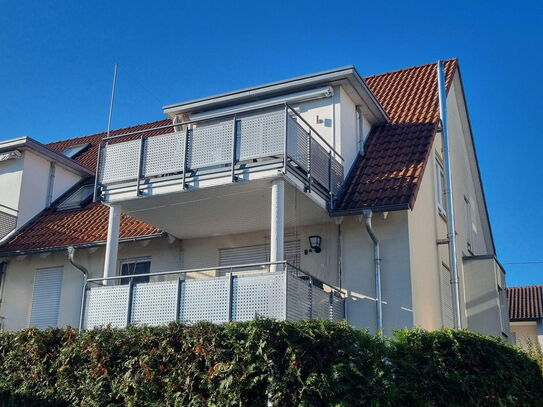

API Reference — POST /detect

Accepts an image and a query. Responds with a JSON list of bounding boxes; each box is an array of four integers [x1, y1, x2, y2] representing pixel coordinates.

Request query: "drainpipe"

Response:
[[437, 60, 462, 329], [362, 209, 382, 334], [67, 246, 88, 276]]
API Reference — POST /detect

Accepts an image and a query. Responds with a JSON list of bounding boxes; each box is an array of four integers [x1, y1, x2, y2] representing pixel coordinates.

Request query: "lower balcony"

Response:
[[82, 261, 344, 329]]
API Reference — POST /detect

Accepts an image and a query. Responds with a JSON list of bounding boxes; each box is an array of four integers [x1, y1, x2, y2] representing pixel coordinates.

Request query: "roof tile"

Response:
[[508, 285, 543, 320]]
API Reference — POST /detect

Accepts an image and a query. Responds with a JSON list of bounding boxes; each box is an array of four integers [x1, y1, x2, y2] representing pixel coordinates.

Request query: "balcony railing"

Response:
[[95, 104, 344, 204], [80, 262, 345, 330]]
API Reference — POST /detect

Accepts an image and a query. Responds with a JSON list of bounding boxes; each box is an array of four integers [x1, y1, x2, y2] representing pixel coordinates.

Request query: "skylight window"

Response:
[[56, 184, 94, 210], [62, 143, 90, 159]]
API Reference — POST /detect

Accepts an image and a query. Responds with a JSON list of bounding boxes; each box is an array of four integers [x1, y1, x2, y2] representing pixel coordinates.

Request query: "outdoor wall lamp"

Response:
[[307, 235, 322, 254]]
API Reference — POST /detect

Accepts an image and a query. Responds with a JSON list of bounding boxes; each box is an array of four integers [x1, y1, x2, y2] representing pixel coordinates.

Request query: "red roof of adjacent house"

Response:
[[508, 285, 543, 321], [333, 59, 457, 212], [0, 59, 459, 254]]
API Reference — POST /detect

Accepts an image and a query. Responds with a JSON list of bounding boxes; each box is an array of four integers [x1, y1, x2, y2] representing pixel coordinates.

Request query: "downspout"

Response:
[[437, 60, 462, 329], [362, 209, 382, 334], [68, 246, 88, 332]]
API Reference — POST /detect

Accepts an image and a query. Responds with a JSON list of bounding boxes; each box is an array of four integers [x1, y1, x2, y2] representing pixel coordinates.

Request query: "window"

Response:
[[435, 159, 447, 216], [119, 258, 151, 285], [440, 264, 454, 328], [219, 241, 301, 270], [464, 196, 473, 252], [29, 267, 63, 329], [62, 143, 90, 159], [497, 285, 508, 334], [56, 184, 94, 210]]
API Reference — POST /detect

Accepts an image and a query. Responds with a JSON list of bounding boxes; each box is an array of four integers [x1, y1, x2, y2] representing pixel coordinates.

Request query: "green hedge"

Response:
[[0, 319, 541, 406]]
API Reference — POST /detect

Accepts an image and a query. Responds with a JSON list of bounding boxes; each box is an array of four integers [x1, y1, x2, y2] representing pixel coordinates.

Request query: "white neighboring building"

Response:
[[0, 60, 510, 339]]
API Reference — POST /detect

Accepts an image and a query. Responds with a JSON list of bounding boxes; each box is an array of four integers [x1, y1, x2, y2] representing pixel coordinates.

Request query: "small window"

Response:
[[435, 160, 447, 216], [56, 184, 94, 210], [497, 285, 508, 335], [119, 258, 151, 285], [63, 143, 90, 159], [464, 196, 473, 252], [29, 267, 63, 329]]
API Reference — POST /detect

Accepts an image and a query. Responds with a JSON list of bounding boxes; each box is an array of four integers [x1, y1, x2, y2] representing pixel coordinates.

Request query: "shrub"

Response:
[[0, 320, 541, 406]]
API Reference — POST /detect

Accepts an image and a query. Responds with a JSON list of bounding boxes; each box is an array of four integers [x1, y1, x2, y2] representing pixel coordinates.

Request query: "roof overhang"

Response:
[[0, 136, 93, 176], [163, 66, 390, 125]]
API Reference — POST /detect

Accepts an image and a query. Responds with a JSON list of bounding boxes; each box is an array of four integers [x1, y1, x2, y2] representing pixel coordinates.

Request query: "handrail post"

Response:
[[175, 277, 183, 323], [135, 137, 145, 197], [126, 278, 135, 327], [328, 150, 333, 208], [283, 104, 289, 174], [182, 127, 189, 190], [93, 144, 103, 202], [227, 272, 233, 322], [283, 263, 288, 320], [306, 129, 312, 193], [231, 114, 238, 183]]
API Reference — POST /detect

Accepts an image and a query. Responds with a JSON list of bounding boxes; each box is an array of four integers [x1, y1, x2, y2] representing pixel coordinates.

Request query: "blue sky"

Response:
[[1, 1, 541, 286]]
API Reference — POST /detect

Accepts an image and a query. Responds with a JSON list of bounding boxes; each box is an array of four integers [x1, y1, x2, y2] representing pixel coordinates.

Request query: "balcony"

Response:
[[95, 104, 344, 206], [81, 262, 345, 329]]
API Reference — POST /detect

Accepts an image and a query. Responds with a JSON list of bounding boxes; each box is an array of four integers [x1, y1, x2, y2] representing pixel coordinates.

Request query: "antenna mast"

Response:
[[106, 64, 118, 138]]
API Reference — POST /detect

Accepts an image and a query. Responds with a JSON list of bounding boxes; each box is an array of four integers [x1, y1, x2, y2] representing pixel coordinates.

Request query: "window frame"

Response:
[[464, 196, 474, 252], [119, 257, 152, 285], [435, 158, 447, 217]]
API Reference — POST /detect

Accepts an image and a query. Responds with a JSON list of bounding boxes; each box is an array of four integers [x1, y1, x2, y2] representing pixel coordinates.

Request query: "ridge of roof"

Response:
[[364, 58, 458, 80]]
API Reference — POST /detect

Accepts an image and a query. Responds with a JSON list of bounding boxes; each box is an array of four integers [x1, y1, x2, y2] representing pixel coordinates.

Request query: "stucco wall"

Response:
[[341, 212, 413, 334], [0, 156, 24, 214], [510, 322, 539, 349]]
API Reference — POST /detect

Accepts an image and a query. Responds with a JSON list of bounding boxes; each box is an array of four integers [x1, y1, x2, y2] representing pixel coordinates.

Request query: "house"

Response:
[[508, 285, 543, 348], [0, 59, 510, 338]]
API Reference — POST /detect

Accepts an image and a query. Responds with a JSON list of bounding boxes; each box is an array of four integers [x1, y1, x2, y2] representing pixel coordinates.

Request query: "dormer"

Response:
[[0, 137, 93, 241]]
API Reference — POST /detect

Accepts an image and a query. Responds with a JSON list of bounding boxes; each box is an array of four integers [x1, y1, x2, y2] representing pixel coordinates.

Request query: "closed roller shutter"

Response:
[[440, 265, 454, 328], [219, 241, 301, 269], [29, 267, 63, 329]]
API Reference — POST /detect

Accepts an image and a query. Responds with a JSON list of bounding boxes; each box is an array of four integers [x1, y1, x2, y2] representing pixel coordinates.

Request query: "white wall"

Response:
[[341, 212, 413, 334], [0, 156, 24, 214]]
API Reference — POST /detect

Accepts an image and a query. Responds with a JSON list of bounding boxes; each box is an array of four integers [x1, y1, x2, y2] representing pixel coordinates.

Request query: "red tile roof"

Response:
[[508, 285, 543, 321], [0, 59, 459, 253], [334, 59, 458, 213]]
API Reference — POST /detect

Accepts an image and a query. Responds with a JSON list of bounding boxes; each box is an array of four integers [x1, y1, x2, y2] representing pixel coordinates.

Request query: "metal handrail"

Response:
[[0, 203, 18, 213], [101, 102, 343, 161], [86, 260, 343, 296]]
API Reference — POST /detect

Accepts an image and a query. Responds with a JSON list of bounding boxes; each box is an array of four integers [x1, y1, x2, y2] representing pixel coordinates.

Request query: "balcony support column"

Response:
[[270, 179, 284, 273], [103, 204, 121, 285]]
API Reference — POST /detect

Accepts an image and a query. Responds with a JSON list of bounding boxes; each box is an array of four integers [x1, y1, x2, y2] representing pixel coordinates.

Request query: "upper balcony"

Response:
[[96, 104, 344, 209]]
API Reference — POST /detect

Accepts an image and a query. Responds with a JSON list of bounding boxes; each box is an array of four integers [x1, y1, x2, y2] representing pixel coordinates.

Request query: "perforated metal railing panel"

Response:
[[232, 272, 285, 321], [86, 285, 130, 328], [312, 286, 331, 319], [287, 116, 309, 170], [142, 133, 185, 177], [331, 157, 344, 195], [99, 140, 140, 184], [286, 273, 311, 321], [131, 280, 178, 326], [310, 139, 330, 188], [180, 277, 230, 323], [84, 271, 344, 328], [237, 110, 284, 161], [0, 211, 16, 240], [187, 120, 233, 169]]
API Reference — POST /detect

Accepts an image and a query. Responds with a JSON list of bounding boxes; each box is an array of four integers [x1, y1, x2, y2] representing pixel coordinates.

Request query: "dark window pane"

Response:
[[120, 261, 150, 285]]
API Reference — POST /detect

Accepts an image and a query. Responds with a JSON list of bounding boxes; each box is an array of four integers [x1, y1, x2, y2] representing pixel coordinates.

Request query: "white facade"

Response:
[[0, 65, 508, 339]]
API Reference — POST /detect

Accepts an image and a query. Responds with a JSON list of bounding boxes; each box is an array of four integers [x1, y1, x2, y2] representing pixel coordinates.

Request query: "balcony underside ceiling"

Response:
[[119, 177, 331, 240]]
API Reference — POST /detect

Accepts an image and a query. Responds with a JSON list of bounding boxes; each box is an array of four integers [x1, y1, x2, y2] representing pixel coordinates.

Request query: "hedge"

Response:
[[0, 319, 541, 406]]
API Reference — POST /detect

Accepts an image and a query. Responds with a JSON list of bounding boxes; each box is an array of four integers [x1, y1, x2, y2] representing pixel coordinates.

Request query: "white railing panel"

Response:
[[231, 272, 285, 321], [130, 280, 178, 326], [331, 157, 344, 195], [286, 116, 309, 170], [0, 211, 16, 240], [312, 286, 330, 319], [310, 138, 330, 188], [180, 277, 230, 323], [187, 120, 233, 169], [86, 285, 130, 328], [99, 140, 140, 184], [330, 295, 345, 321], [237, 110, 285, 161], [286, 274, 311, 321], [142, 133, 185, 177]]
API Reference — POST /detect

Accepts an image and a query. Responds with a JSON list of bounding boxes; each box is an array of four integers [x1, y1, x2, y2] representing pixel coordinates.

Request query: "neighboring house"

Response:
[[508, 285, 543, 349], [0, 59, 510, 339]]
